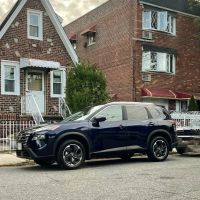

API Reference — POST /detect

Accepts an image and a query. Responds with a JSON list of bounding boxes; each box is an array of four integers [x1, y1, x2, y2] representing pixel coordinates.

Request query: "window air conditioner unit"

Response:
[[142, 31, 153, 40], [142, 73, 151, 82]]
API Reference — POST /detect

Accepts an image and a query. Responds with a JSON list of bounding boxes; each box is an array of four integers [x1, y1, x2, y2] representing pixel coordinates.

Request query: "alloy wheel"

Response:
[[62, 144, 83, 167], [152, 139, 168, 160]]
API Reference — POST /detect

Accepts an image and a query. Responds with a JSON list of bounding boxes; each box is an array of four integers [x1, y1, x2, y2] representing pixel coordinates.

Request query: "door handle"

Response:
[[148, 122, 155, 126]]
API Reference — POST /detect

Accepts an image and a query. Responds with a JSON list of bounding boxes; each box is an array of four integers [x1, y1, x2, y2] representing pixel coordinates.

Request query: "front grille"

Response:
[[17, 131, 31, 145], [16, 131, 32, 159]]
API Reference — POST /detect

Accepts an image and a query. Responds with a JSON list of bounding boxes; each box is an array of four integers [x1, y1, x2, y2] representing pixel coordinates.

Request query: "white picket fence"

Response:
[[0, 121, 35, 152], [171, 111, 200, 131]]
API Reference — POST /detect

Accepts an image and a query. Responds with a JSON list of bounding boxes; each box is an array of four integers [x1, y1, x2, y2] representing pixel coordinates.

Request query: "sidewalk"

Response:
[[0, 153, 33, 167]]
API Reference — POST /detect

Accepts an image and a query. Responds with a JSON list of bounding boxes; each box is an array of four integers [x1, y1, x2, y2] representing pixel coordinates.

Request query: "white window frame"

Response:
[[50, 68, 66, 98], [71, 41, 77, 50], [88, 32, 96, 46], [142, 51, 176, 74], [27, 9, 43, 40], [143, 9, 176, 35], [1, 60, 20, 95]]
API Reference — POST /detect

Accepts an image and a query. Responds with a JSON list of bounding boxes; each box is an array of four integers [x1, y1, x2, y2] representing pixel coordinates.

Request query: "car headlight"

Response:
[[31, 125, 60, 141], [32, 130, 48, 141]]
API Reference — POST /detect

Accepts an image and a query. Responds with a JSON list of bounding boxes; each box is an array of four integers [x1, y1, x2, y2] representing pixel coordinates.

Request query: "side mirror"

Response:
[[92, 116, 106, 127]]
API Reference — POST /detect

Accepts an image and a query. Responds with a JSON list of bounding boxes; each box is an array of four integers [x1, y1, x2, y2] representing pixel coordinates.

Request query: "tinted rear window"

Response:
[[126, 106, 148, 120]]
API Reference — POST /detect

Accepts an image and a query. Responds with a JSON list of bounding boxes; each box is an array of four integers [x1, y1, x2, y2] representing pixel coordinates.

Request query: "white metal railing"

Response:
[[59, 97, 72, 119], [0, 120, 35, 152], [171, 111, 200, 130], [21, 94, 44, 125]]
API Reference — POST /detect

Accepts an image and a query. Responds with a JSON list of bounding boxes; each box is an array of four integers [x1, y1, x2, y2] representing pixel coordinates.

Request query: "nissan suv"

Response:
[[16, 102, 177, 169]]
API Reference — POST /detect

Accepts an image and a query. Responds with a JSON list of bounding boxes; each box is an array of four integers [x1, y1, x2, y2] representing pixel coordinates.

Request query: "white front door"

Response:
[[26, 70, 45, 114]]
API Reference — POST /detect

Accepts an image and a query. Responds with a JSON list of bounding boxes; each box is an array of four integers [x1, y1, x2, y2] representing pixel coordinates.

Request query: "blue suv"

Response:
[[16, 102, 177, 169]]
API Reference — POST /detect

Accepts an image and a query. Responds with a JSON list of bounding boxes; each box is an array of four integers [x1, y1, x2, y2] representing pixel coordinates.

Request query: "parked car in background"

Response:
[[16, 102, 177, 170], [171, 111, 200, 154]]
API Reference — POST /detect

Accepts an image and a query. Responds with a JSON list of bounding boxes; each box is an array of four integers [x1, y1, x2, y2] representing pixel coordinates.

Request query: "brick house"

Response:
[[65, 0, 200, 111], [0, 0, 78, 123]]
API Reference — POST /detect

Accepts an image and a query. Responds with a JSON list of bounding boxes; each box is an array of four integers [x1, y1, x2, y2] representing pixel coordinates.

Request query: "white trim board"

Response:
[[0, 0, 27, 39], [140, 1, 200, 19], [0, 0, 78, 65]]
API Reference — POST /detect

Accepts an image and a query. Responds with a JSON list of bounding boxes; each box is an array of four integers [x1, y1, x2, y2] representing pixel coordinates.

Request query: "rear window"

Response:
[[126, 105, 148, 120]]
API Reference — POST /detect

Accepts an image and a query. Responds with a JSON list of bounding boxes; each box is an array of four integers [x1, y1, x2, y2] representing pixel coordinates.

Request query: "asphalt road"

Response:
[[0, 154, 200, 200]]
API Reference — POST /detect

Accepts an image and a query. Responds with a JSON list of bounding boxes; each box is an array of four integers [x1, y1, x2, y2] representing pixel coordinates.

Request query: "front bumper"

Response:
[[16, 131, 55, 160]]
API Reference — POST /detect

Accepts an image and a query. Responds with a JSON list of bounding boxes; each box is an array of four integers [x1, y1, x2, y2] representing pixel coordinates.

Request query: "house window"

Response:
[[142, 51, 175, 73], [27, 10, 43, 40], [51, 69, 66, 97], [143, 10, 176, 34], [1, 61, 20, 95], [53, 71, 62, 95], [88, 32, 96, 46], [71, 41, 77, 50]]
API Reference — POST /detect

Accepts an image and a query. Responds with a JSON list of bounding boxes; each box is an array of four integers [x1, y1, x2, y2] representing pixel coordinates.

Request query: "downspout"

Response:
[[129, 0, 138, 101]]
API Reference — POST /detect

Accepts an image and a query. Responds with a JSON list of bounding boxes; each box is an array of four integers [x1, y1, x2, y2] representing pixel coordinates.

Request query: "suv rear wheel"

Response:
[[57, 140, 85, 170], [147, 136, 169, 162]]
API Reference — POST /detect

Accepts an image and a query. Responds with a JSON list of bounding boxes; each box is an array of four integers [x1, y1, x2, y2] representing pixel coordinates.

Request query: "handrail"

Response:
[[59, 97, 72, 119], [21, 93, 44, 125]]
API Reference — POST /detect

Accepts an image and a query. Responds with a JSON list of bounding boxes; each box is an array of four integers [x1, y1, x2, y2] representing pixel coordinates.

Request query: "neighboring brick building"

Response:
[[65, 0, 200, 111], [0, 0, 78, 122]]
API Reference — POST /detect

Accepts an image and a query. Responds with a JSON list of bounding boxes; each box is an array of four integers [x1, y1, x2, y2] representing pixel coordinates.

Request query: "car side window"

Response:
[[126, 105, 148, 120], [147, 106, 161, 119], [94, 105, 122, 121]]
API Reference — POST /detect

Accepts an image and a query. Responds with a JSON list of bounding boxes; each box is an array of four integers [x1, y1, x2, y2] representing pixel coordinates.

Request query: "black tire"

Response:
[[147, 136, 169, 162], [34, 159, 55, 167], [176, 147, 187, 155], [57, 140, 85, 170], [120, 154, 134, 161]]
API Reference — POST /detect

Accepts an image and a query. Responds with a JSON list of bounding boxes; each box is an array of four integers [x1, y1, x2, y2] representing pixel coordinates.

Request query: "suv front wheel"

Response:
[[147, 136, 169, 162], [57, 140, 85, 170]]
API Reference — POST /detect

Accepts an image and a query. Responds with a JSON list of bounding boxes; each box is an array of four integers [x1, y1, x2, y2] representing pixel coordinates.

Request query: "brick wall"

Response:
[[65, 0, 134, 101], [0, 0, 72, 117], [134, 3, 200, 101], [65, 0, 200, 102]]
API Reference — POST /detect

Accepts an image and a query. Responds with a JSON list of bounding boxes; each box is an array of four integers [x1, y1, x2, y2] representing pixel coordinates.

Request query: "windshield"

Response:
[[63, 105, 104, 122]]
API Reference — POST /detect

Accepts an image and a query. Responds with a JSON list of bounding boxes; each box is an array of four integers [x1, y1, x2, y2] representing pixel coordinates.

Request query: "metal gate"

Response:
[[0, 121, 35, 152]]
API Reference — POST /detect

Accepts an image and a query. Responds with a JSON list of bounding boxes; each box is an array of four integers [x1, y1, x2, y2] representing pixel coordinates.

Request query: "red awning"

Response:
[[141, 88, 191, 99], [69, 33, 77, 41], [80, 25, 96, 35], [174, 91, 191, 99]]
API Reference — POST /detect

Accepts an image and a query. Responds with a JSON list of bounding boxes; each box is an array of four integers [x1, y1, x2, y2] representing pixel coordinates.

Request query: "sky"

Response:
[[0, 0, 108, 25]]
